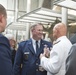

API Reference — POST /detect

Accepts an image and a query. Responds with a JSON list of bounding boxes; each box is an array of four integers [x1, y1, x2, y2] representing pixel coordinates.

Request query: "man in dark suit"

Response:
[[13, 23, 52, 75], [0, 4, 13, 75], [65, 43, 76, 75]]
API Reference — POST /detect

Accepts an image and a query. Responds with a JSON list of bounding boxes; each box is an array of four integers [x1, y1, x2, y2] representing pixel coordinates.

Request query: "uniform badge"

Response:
[[24, 52, 29, 60]]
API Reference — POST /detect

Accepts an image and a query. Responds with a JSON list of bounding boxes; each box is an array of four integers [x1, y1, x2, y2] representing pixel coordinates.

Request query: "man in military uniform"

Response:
[[40, 23, 72, 75], [13, 23, 52, 75]]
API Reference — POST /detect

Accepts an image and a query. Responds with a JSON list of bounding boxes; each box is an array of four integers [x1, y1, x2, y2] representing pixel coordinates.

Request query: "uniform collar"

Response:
[[57, 36, 66, 41], [31, 38, 41, 45], [53, 36, 66, 45]]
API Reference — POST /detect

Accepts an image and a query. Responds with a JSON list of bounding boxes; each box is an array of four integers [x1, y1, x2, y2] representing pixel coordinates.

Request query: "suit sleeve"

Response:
[[13, 43, 23, 75], [0, 35, 13, 75], [65, 44, 76, 75]]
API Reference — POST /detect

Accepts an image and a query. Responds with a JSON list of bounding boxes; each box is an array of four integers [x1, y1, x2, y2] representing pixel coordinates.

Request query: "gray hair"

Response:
[[30, 23, 43, 31], [5, 34, 14, 40]]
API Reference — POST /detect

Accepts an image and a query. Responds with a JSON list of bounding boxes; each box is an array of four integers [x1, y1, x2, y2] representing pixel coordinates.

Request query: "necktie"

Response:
[[36, 41, 38, 53]]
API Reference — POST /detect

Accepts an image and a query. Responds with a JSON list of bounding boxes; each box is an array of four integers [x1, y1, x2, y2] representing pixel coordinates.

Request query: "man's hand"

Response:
[[44, 47, 50, 58], [40, 47, 50, 59], [40, 53, 45, 59]]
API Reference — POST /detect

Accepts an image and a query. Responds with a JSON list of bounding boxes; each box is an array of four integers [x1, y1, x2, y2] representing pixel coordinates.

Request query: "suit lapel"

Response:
[[27, 39, 47, 56], [27, 39, 35, 54]]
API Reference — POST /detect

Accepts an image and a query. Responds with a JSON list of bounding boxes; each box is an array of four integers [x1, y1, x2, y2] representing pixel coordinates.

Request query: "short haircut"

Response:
[[30, 23, 43, 31], [0, 4, 7, 16]]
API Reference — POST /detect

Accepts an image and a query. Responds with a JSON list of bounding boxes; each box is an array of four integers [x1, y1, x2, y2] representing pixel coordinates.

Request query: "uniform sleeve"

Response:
[[13, 43, 23, 75]]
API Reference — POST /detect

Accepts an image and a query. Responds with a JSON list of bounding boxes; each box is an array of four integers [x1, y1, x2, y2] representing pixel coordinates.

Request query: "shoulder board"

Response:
[[53, 40, 61, 45]]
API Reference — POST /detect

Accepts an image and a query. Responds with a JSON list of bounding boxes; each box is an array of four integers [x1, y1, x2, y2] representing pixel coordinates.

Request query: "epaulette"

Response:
[[53, 40, 61, 45]]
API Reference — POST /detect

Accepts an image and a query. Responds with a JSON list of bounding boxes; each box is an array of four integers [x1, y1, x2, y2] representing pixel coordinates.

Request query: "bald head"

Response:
[[53, 23, 67, 40]]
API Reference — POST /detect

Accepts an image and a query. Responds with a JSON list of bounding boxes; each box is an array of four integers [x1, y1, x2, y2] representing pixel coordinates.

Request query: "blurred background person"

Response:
[[69, 33, 76, 44], [0, 4, 13, 75], [13, 23, 52, 75], [65, 43, 76, 75], [5, 34, 16, 66], [40, 23, 72, 75]]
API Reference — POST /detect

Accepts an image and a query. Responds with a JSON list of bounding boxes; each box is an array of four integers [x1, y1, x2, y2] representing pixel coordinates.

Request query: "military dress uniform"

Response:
[[40, 36, 72, 75], [13, 38, 52, 75]]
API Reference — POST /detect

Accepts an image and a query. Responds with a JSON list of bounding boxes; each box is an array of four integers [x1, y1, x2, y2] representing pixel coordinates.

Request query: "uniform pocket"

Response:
[[23, 52, 30, 60]]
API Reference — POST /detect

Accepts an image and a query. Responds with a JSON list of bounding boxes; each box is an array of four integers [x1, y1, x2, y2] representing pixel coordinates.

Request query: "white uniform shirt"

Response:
[[40, 36, 72, 75]]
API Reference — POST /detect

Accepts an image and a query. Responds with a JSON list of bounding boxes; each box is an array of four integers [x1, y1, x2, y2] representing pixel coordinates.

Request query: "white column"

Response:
[[38, 0, 44, 7], [62, 0, 72, 24], [25, 0, 31, 39], [62, 7, 69, 37], [27, 0, 31, 13], [62, 7, 68, 25], [14, 0, 18, 22]]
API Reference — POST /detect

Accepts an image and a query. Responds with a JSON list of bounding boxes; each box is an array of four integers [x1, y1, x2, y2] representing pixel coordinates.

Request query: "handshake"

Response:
[[43, 47, 50, 58], [40, 45, 51, 58]]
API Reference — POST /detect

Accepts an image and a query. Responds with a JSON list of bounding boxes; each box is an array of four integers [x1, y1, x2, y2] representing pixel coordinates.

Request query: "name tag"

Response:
[[24, 52, 30, 54]]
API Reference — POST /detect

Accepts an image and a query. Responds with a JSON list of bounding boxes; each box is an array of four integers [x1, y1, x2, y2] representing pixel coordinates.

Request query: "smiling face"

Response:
[[32, 24, 43, 40]]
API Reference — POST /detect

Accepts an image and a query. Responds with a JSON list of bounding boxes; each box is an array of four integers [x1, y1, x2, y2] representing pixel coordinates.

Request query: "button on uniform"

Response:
[[36, 69, 38, 71], [36, 63, 38, 65], [36, 62, 39, 72]]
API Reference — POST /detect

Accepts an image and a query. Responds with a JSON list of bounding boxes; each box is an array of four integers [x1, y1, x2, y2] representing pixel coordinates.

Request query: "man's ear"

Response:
[[32, 29, 35, 32], [0, 15, 2, 22]]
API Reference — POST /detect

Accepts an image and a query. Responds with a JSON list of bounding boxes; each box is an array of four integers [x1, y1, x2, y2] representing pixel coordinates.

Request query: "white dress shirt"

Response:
[[40, 36, 72, 75], [32, 38, 40, 53]]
